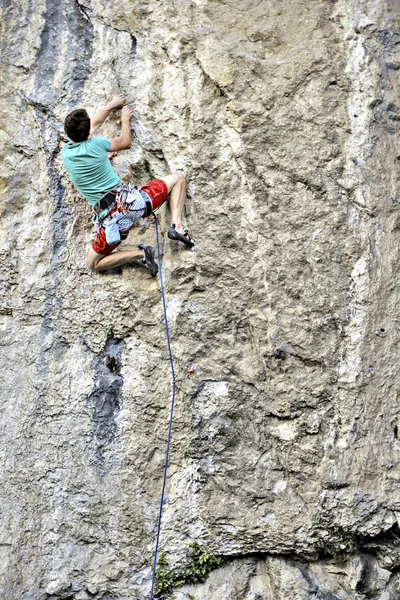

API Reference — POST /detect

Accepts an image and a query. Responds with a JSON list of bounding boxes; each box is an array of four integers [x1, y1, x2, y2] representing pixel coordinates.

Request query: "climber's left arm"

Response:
[[89, 94, 127, 137]]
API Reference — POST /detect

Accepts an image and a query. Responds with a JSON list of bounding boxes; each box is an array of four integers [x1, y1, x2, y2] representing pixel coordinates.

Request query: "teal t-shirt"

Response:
[[61, 137, 121, 206]]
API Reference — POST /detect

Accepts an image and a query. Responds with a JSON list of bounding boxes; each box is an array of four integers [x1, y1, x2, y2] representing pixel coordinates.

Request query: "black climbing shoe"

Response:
[[167, 224, 195, 248], [138, 244, 158, 277]]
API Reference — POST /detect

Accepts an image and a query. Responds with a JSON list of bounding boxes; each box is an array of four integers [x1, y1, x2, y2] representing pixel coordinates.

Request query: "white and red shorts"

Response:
[[92, 179, 169, 256]]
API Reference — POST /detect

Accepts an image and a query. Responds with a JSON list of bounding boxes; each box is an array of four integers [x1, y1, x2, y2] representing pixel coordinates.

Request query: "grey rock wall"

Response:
[[1, 0, 400, 598]]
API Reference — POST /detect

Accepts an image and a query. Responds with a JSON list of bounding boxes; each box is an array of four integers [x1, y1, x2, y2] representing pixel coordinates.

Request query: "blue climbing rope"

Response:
[[149, 214, 177, 600]]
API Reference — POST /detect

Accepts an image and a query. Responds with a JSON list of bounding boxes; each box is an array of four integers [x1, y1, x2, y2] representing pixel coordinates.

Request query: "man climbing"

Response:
[[61, 94, 194, 275]]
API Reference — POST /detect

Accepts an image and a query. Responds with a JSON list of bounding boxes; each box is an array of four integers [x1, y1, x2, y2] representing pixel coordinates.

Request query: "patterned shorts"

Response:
[[91, 179, 169, 256]]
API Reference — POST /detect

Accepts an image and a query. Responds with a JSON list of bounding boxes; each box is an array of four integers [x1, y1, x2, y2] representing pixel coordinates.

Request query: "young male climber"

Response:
[[61, 94, 193, 276]]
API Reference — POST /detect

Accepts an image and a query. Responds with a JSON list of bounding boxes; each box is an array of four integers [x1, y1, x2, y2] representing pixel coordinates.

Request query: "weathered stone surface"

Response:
[[1, 0, 400, 598], [175, 553, 400, 600]]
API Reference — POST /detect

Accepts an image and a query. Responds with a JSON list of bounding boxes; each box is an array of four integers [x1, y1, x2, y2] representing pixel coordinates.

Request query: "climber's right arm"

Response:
[[109, 106, 133, 152], [89, 94, 127, 137]]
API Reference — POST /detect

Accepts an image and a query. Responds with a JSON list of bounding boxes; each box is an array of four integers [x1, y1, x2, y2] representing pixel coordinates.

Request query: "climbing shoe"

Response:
[[138, 244, 158, 277], [167, 224, 195, 248]]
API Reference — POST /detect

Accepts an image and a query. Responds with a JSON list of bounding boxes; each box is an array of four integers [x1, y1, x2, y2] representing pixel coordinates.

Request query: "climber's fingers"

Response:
[[110, 94, 127, 109]]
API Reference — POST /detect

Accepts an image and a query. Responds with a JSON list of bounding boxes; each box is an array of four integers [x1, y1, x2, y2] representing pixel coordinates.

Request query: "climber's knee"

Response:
[[86, 248, 103, 271], [160, 171, 186, 193], [174, 171, 186, 186]]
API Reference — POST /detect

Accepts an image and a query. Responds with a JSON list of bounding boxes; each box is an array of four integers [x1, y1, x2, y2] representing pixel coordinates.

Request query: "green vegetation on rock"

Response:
[[154, 542, 227, 599]]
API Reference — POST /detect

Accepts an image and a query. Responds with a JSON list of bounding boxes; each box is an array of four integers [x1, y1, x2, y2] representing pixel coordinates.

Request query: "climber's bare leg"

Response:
[[86, 247, 144, 271], [159, 172, 186, 234]]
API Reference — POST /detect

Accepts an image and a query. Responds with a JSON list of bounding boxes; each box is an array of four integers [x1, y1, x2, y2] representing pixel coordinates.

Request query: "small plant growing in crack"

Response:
[[154, 542, 228, 599], [331, 526, 358, 562]]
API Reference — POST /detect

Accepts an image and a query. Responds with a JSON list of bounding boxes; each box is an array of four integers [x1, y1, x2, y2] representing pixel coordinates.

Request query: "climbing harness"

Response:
[[92, 183, 153, 246], [93, 183, 151, 220], [149, 213, 178, 600]]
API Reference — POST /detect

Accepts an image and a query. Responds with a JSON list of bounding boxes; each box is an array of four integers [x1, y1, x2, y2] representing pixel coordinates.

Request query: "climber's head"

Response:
[[64, 109, 91, 142]]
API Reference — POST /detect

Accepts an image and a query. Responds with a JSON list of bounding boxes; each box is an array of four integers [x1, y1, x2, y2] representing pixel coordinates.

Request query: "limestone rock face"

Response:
[[1, 0, 400, 598]]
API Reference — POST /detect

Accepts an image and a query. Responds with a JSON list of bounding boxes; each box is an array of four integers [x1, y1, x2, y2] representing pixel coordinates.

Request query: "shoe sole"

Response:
[[167, 228, 195, 248], [139, 245, 158, 277]]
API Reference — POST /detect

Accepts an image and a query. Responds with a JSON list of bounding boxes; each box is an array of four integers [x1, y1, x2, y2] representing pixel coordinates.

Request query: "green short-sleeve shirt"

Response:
[[61, 137, 121, 206]]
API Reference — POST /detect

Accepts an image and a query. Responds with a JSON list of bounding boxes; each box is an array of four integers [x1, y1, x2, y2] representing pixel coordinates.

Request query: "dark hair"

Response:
[[64, 109, 90, 142]]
